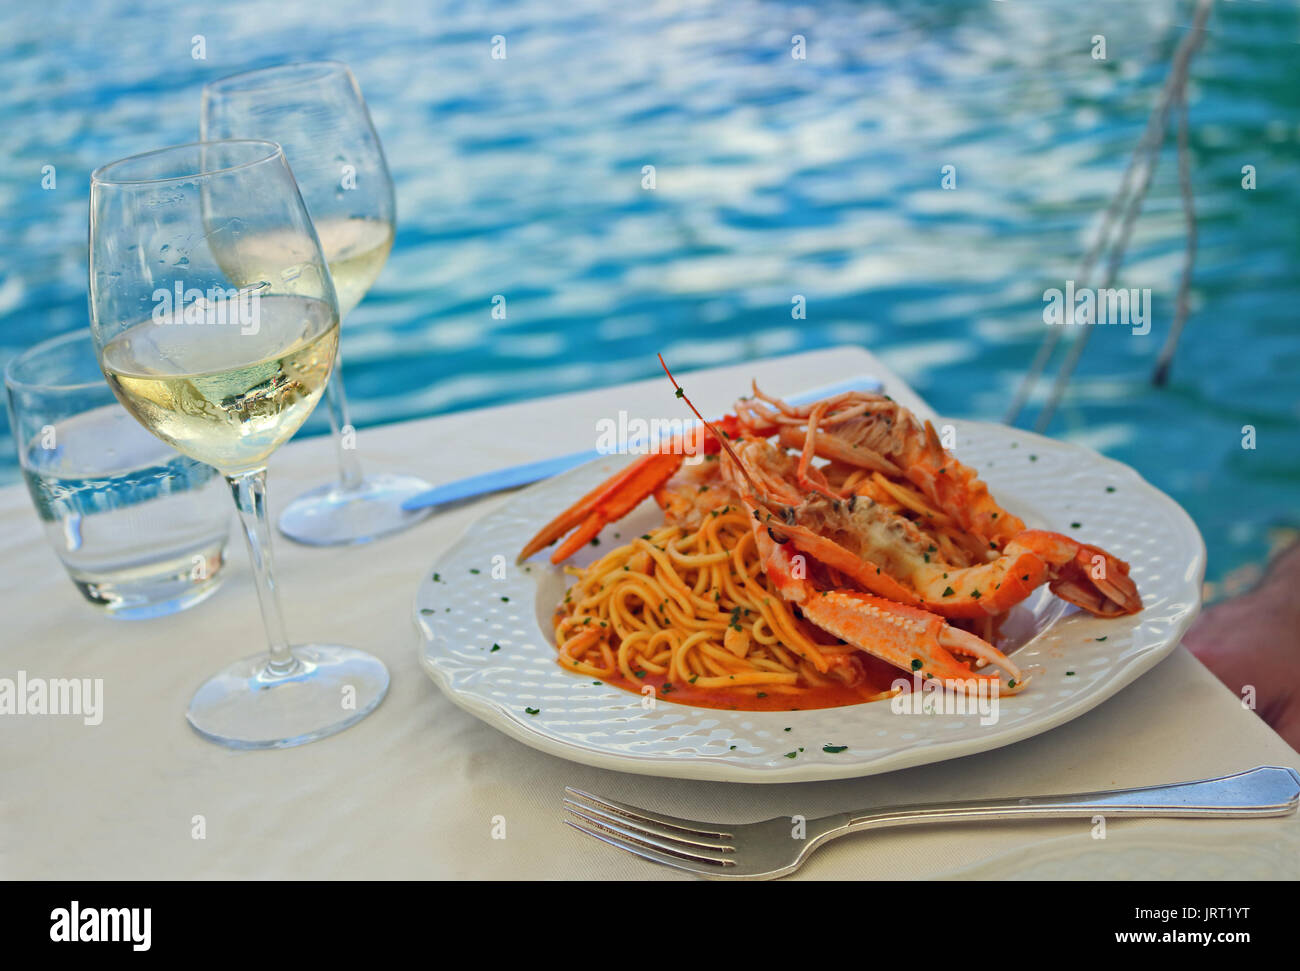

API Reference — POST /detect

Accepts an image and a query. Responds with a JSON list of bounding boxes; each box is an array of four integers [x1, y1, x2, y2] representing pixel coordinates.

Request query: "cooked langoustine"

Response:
[[517, 358, 1142, 695]]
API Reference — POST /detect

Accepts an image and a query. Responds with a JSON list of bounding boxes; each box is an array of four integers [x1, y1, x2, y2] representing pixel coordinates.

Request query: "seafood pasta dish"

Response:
[[517, 358, 1142, 711]]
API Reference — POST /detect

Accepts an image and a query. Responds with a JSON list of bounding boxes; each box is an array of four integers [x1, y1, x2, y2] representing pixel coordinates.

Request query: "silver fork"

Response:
[[563, 765, 1300, 880]]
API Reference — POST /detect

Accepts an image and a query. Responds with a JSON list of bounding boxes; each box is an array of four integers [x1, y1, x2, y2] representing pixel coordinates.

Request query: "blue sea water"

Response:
[[1, 0, 1296, 591]]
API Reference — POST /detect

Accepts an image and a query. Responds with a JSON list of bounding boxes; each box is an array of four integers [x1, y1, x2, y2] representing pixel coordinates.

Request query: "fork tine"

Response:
[[564, 801, 735, 857], [562, 797, 734, 852], [565, 786, 732, 838], [563, 818, 734, 876], [564, 806, 735, 867]]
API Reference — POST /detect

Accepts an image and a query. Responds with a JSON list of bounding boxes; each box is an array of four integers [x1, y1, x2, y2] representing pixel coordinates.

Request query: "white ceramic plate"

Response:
[[415, 419, 1204, 783]]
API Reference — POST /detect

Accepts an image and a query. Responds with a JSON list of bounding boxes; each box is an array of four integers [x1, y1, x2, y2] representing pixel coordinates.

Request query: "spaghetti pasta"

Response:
[[552, 509, 900, 710]]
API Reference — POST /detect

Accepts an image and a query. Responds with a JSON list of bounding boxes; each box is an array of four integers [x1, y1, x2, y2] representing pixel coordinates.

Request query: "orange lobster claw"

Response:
[[800, 591, 1027, 694], [1047, 540, 1141, 617], [757, 538, 1027, 693], [517, 451, 684, 563], [517, 413, 745, 564]]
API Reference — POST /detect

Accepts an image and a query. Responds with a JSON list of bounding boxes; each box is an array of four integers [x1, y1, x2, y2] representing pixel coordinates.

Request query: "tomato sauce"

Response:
[[588, 651, 904, 711]]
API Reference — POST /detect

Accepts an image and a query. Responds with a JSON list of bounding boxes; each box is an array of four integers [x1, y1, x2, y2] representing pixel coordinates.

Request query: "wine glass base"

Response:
[[186, 644, 389, 749], [277, 473, 435, 546], [276, 473, 434, 545]]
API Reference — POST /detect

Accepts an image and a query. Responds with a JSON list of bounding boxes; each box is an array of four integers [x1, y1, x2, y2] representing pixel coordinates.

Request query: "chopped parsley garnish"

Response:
[[823, 745, 848, 754], [524, 707, 540, 715], [942, 586, 955, 597]]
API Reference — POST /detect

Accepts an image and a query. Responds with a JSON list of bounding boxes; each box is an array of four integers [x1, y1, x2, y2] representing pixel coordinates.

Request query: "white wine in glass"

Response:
[[314, 217, 395, 316], [89, 141, 389, 749], [101, 295, 339, 470], [203, 61, 434, 546], [212, 218, 394, 319]]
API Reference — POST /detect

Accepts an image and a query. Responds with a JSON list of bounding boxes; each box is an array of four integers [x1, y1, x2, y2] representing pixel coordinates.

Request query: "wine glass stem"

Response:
[[324, 342, 365, 492], [226, 468, 297, 675]]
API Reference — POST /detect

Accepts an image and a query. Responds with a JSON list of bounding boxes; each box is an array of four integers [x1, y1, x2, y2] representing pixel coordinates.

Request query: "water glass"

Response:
[[5, 331, 231, 618]]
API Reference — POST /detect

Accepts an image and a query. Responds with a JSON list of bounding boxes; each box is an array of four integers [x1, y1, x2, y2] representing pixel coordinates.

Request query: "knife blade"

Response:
[[400, 374, 883, 511]]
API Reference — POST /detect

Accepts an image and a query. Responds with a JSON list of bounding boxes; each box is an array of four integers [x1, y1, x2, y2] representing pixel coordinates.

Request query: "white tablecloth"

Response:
[[2, 346, 1297, 879]]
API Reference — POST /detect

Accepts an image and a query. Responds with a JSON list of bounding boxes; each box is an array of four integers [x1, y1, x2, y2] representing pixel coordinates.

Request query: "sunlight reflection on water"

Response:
[[0, 0, 1296, 585]]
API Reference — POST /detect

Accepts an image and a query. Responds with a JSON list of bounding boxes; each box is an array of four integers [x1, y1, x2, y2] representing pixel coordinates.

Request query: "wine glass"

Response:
[[202, 61, 434, 546], [88, 140, 389, 748]]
